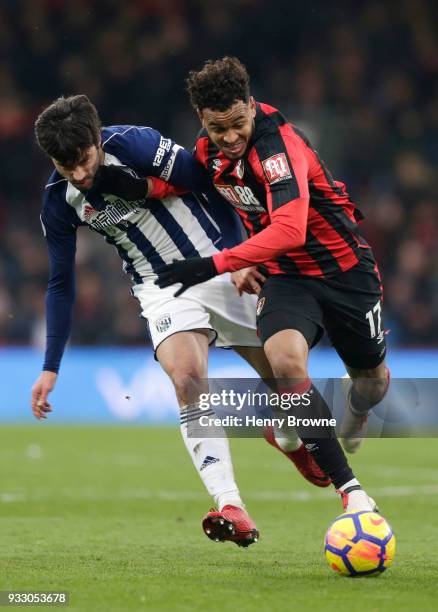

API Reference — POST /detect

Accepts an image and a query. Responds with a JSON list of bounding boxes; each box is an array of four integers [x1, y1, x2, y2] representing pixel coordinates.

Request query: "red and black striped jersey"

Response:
[[195, 101, 367, 278]]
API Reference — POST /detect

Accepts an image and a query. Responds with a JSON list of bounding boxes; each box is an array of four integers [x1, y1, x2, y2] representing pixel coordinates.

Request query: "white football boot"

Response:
[[338, 485, 379, 513]]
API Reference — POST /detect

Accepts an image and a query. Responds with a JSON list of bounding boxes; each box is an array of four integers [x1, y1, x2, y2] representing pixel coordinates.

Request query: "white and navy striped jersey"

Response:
[[41, 125, 243, 372]]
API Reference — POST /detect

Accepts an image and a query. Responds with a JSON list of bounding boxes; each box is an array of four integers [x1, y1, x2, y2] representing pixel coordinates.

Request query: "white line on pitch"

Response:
[[2, 483, 438, 503]]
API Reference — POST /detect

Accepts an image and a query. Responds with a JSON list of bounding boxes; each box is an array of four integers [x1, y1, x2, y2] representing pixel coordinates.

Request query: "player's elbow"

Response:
[[275, 221, 306, 252], [294, 224, 307, 248], [47, 269, 75, 298]]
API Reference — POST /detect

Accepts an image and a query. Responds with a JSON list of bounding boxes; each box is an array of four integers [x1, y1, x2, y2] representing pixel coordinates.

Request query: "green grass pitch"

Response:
[[1, 427, 438, 611]]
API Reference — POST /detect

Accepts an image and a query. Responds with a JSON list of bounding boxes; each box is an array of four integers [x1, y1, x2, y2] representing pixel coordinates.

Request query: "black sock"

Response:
[[282, 381, 355, 489]]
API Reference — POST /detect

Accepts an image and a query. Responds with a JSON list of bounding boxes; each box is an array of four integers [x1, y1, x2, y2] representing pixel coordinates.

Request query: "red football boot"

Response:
[[263, 426, 331, 488], [202, 505, 259, 548]]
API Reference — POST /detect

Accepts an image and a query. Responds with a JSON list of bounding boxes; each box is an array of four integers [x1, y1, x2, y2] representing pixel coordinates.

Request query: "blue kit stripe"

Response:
[[122, 221, 166, 274], [181, 193, 222, 249], [93, 227, 144, 284], [147, 200, 201, 258]]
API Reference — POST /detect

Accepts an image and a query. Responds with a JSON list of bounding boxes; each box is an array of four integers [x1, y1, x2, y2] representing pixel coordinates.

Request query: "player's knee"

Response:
[[170, 369, 206, 405], [265, 350, 307, 380]]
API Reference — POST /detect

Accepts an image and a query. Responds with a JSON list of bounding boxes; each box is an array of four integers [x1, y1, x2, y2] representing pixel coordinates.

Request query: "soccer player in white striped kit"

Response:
[[31, 95, 329, 547]]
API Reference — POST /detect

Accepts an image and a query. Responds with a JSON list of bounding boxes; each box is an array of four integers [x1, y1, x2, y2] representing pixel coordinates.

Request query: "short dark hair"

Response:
[[34, 94, 101, 166], [186, 56, 250, 112]]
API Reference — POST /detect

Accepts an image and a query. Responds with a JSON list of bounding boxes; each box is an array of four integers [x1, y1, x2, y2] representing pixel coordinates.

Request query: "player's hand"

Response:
[[231, 267, 266, 296], [31, 371, 57, 420], [90, 165, 149, 201], [155, 257, 218, 297]]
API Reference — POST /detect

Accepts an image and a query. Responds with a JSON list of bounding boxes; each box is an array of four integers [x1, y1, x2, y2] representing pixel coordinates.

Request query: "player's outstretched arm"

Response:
[[31, 371, 57, 420], [37, 189, 78, 419]]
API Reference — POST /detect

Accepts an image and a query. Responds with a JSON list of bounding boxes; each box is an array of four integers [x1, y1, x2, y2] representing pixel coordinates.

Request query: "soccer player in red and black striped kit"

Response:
[[153, 57, 391, 517], [94, 57, 391, 539]]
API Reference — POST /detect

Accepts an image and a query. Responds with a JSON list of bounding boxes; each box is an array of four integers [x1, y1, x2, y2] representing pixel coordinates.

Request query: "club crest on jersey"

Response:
[[262, 153, 292, 184], [256, 297, 265, 316], [155, 313, 172, 333], [82, 203, 98, 221], [213, 158, 222, 170], [232, 159, 244, 179]]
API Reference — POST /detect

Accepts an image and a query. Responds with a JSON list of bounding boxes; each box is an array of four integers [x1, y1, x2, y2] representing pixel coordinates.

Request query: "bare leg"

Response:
[[340, 361, 390, 453]]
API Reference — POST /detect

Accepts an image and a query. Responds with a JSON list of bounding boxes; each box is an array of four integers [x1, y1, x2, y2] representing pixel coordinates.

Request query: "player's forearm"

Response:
[[148, 145, 214, 199], [147, 177, 188, 199], [212, 202, 308, 273], [43, 283, 75, 373]]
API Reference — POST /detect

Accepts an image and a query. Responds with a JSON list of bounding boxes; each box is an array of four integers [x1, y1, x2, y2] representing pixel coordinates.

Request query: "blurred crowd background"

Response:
[[1, 0, 437, 350]]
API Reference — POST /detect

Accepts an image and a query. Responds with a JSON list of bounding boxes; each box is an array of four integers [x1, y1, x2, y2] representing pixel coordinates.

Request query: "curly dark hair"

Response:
[[186, 57, 250, 112], [34, 94, 101, 166]]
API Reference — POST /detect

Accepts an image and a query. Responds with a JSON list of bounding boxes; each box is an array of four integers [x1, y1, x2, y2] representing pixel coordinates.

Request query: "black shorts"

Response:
[[256, 249, 387, 369]]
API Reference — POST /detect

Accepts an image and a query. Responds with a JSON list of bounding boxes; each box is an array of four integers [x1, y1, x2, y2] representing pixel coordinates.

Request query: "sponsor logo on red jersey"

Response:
[[262, 153, 292, 184], [215, 184, 264, 212]]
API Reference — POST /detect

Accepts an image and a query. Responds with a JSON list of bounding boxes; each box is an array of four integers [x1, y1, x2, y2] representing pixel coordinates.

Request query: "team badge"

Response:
[[235, 159, 244, 179], [230, 159, 244, 179], [213, 158, 222, 170], [262, 153, 292, 184], [256, 297, 265, 316], [82, 203, 98, 221], [155, 313, 172, 333]]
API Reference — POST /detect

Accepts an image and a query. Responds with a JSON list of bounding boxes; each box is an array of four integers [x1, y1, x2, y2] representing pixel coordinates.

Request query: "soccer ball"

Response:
[[324, 511, 396, 577]]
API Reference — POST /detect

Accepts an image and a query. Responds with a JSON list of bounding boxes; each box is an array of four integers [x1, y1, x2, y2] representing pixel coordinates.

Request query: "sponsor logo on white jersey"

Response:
[[88, 199, 142, 230], [159, 144, 182, 181], [153, 136, 172, 167]]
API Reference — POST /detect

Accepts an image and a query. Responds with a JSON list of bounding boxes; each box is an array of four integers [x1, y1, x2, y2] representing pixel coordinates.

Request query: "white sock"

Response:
[[273, 423, 302, 452], [339, 478, 361, 492], [180, 404, 244, 511], [345, 489, 376, 512]]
